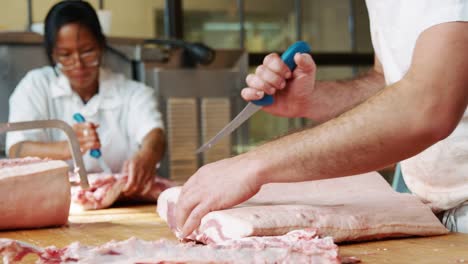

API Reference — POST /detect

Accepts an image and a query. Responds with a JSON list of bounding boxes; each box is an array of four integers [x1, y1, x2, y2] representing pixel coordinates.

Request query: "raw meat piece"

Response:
[[0, 157, 47, 168], [0, 239, 41, 263], [0, 157, 70, 230], [70, 173, 125, 210], [0, 229, 343, 264], [70, 173, 175, 210], [157, 172, 448, 244]]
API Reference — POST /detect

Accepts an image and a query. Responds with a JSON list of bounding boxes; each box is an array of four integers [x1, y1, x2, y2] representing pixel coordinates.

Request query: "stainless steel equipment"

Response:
[[0, 120, 89, 189], [144, 48, 248, 182]]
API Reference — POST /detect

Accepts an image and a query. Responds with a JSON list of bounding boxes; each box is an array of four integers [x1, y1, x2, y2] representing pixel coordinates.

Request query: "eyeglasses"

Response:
[[55, 49, 100, 71]]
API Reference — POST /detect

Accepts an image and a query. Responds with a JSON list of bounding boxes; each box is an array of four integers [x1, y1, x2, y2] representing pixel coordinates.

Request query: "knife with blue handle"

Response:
[[196, 41, 311, 153], [73, 113, 112, 173]]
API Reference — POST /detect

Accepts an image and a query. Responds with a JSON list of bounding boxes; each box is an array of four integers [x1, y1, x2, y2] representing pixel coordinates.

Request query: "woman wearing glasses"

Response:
[[6, 0, 165, 196]]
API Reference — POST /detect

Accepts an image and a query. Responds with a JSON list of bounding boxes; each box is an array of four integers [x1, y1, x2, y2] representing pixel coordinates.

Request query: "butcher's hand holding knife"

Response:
[[175, 46, 319, 239]]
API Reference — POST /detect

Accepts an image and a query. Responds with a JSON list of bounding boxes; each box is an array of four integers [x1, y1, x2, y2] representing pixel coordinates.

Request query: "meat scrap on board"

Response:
[[70, 172, 174, 210], [0, 229, 353, 264], [158, 172, 448, 244]]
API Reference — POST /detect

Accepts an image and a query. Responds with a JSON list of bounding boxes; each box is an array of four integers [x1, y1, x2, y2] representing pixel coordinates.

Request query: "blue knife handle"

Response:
[[72, 113, 102, 159], [252, 41, 312, 107]]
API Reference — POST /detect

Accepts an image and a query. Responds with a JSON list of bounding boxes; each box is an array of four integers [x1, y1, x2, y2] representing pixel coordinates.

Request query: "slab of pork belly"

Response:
[[70, 173, 175, 210], [157, 172, 448, 244], [0, 229, 342, 264], [0, 157, 70, 230]]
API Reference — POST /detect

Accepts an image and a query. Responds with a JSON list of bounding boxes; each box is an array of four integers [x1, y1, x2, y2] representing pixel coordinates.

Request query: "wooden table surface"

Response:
[[1, 204, 467, 263]]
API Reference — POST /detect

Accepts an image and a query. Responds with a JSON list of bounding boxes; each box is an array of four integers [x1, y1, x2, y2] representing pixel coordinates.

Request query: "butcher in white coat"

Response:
[[176, 0, 468, 237], [6, 1, 165, 196]]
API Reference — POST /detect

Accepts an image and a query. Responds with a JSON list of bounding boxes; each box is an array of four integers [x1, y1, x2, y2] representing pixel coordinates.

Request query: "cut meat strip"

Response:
[[0, 157, 70, 230], [0, 229, 343, 264], [70, 173, 175, 210], [157, 172, 448, 244], [0, 157, 47, 168]]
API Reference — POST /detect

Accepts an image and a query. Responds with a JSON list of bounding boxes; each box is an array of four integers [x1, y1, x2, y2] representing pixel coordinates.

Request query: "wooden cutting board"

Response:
[[0, 204, 177, 248], [340, 233, 468, 264], [1, 204, 467, 263]]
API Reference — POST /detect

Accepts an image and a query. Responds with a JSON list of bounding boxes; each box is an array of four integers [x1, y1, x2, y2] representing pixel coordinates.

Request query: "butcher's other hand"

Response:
[[72, 122, 101, 155], [122, 149, 157, 196], [175, 154, 263, 239], [242, 52, 317, 118]]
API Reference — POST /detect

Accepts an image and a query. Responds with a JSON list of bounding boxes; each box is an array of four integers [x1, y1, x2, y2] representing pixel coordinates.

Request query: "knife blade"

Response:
[[73, 113, 112, 173], [196, 41, 311, 153]]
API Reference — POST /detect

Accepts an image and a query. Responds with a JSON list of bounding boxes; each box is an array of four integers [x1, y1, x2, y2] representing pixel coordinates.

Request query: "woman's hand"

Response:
[[121, 149, 158, 196], [242, 52, 317, 118], [72, 122, 101, 155]]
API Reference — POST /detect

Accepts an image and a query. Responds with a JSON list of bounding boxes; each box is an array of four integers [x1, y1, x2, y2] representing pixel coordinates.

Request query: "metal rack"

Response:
[[144, 48, 248, 181]]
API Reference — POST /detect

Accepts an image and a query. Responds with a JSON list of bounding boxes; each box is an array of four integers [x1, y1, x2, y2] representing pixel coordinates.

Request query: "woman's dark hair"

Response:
[[44, 0, 106, 67]]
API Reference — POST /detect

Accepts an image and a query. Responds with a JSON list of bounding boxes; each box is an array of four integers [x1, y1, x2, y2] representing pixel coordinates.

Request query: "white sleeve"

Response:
[[420, 0, 468, 30], [127, 83, 164, 145], [6, 71, 50, 154]]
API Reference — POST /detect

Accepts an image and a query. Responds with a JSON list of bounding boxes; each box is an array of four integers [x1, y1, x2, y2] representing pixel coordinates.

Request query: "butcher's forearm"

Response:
[[253, 78, 455, 185], [309, 68, 385, 122], [139, 128, 165, 164], [8, 141, 70, 160], [252, 22, 468, 185]]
